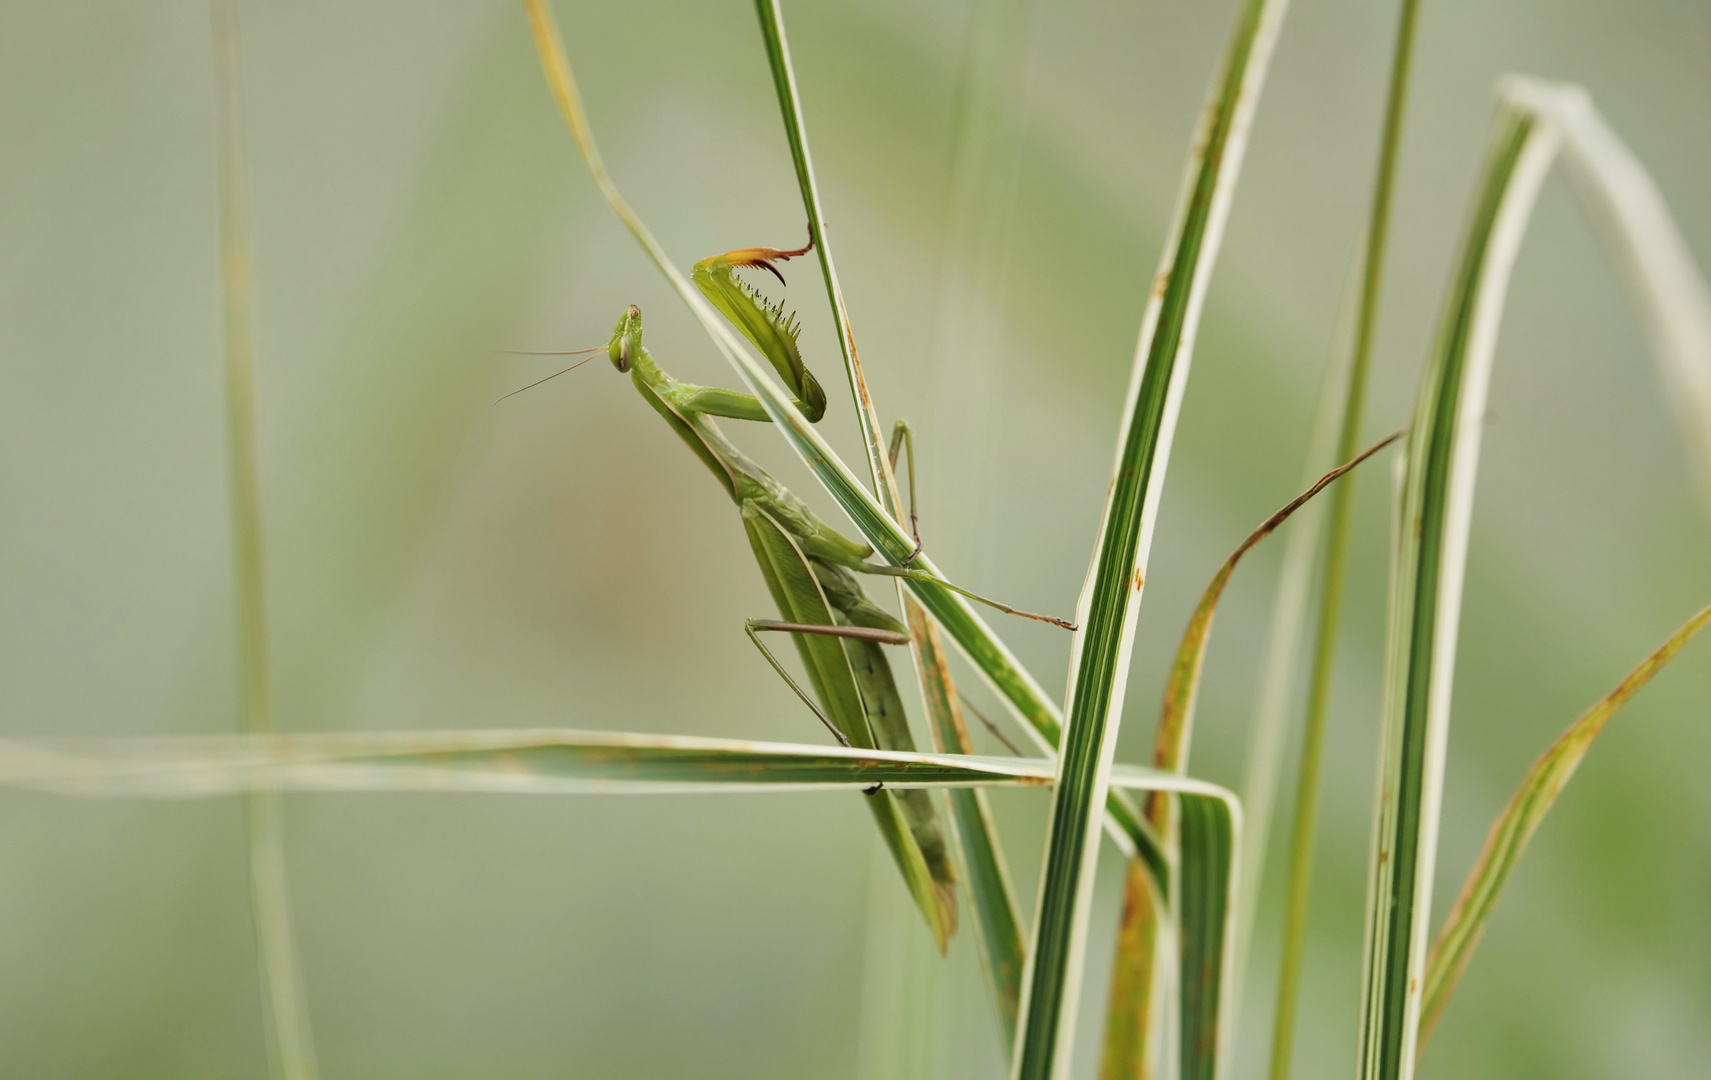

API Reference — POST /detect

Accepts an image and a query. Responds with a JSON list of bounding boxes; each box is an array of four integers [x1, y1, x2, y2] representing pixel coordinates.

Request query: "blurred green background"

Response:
[[0, 0, 1707, 1076]]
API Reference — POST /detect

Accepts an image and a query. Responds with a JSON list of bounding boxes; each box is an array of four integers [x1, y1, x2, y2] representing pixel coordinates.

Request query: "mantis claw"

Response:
[[903, 537, 924, 567]]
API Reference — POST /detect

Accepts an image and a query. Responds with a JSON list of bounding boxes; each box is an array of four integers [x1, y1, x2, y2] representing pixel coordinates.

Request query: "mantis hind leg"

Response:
[[743, 619, 908, 748], [858, 564, 1078, 630], [878, 419, 1075, 630]]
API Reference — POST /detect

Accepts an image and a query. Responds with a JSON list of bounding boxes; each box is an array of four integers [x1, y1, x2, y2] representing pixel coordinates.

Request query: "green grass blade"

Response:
[[1102, 433, 1399, 1078], [751, 0, 891, 494], [1175, 794, 1239, 1080], [1010, 1, 1291, 1077], [1356, 102, 1557, 1080], [210, 3, 319, 1077], [0, 730, 1234, 801], [907, 596, 1025, 1043], [1267, 6, 1419, 1077], [1418, 601, 1711, 1051]]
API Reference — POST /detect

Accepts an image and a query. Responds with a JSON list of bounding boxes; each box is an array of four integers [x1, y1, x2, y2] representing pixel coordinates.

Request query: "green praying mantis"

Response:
[[521, 237, 1071, 950]]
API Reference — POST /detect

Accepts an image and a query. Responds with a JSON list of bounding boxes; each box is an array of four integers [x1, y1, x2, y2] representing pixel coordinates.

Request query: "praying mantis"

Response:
[[558, 238, 1069, 950]]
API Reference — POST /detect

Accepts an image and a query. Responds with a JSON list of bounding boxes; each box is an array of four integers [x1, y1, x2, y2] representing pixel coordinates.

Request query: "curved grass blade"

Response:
[[1011, 1, 1292, 1077], [0, 729, 1233, 802], [1498, 78, 1711, 512], [211, 3, 319, 1076], [1101, 433, 1399, 1078], [1417, 600, 1711, 1051], [1153, 433, 1400, 785], [1359, 77, 1711, 1080], [522, 0, 1085, 859]]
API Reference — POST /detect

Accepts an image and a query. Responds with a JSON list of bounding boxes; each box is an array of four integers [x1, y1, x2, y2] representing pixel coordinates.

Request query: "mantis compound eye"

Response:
[[616, 337, 632, 372]]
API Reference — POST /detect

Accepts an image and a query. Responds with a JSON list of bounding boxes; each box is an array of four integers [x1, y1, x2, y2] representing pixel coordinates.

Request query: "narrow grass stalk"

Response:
[[753, 0, 893, 493], [1010, 2, 1291, 1077], [1418, 600, 1711, 1050], [1267, 5, 1418, 1078], [1355, 103, 1558, 1080], [211, 3, 318, 1078], [1102, 434, 1400, 1079]]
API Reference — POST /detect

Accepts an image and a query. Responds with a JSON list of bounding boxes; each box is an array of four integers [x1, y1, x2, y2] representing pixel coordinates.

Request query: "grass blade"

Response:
[[211, 3, 319, 1076], [1266, 6, 1419, 1078], [1356, 102, 1558, 1080], [0, 729, 1235, 802], [1011, 1, 1291, 1077], [1175, 794, 1239, 1080], [1102, 434, 1399, 1078], [1418, 600, 1711, 1050], [1499, 78, 1711, 511], [752, 0, 891, 496]]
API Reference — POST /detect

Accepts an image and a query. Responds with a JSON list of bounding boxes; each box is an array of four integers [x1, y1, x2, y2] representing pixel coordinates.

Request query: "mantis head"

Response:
[[608, 304, 643, 372]]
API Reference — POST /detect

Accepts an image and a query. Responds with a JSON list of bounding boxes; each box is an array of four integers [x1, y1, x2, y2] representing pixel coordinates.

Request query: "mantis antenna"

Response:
[[493, 347, 606, 404]]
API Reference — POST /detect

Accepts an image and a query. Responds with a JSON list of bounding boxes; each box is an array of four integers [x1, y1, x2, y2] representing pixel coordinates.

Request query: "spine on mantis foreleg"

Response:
[[742, 501, 959, 951]]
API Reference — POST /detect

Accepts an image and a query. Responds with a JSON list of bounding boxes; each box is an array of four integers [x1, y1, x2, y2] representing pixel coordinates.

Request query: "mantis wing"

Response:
[[741, 501, 957, 952]]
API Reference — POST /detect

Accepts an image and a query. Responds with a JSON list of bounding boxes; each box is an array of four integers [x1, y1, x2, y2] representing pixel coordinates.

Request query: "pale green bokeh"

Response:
[[0, 1, 1706, 1077]]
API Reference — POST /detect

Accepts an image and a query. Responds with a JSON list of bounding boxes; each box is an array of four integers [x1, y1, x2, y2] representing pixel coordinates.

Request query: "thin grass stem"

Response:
[[1267, 5, 1418, 1079], [212, 3, 319, 1077]]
